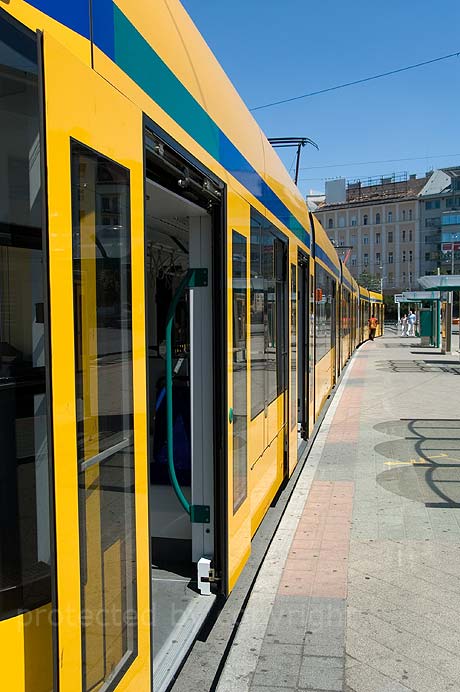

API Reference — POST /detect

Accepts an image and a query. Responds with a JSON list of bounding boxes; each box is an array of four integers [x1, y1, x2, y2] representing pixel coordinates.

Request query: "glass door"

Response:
[[227, 191, 251, 592], [42, 34, 150, 691]]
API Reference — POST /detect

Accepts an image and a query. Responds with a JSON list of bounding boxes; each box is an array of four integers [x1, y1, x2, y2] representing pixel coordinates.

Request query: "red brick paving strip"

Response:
[[277, 353, 368, 597], [278, 482, 354, 598]]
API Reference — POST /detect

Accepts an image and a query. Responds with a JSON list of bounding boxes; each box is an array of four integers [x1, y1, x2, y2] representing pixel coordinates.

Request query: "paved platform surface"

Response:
[[217, 327, 460, 692]]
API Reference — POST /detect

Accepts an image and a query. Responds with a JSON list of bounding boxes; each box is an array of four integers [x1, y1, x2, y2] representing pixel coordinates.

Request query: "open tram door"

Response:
[[144, 126, 224, 690], [42, 35, 151, 691]]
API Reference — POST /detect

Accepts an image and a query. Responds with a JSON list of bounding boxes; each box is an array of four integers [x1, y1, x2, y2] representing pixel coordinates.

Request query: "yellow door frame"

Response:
[[43, 33, 151, 691]]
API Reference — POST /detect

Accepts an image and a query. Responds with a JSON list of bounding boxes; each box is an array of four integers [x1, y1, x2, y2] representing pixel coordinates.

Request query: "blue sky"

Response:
[[181, 0, 460, 197]]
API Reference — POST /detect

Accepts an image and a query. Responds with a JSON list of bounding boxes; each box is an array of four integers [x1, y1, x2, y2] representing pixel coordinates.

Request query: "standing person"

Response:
[[368, 313, 378, 341], [407, 310, 417, 337], [400, 313, 408, 336]]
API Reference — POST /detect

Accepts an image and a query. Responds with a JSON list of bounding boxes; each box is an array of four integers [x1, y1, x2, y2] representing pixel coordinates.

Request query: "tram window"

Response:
[[71, 143, 137, 687], [315, 265, 333, 362], [250, 210, 287, 419], [265, 230, 276, 404], [0, 17, 51, 618], [290, 264, 297, 430], [232, 231, 248, 512], [250, 215, 265, 418]]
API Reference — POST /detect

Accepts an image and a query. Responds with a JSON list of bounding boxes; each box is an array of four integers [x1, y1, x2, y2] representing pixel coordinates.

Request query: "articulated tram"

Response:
[[0, 2, 383, 691]]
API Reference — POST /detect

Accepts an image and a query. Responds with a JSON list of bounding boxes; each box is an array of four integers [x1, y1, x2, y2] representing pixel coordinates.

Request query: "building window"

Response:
[[402, 251, 406, 262], [338, 216, 345, 228], [426, 200, 441, 210], [339, 239, 345, 246], [425, 252, 430, 261], [375, 212, 381, 224], [363, 214, 368, 225], [351, 256, 357, 266], [409, 250, 413, 262], [388, 272, 394, 284], [388, 252, 394, 264], [402, 230, 406, 242], [375, 232, 380, 244], [328, 218, 333, 229], [402, 272, 406, 283], [387, 211, 393, 222], [376, 252, 381, 264], [425, 217, 440, 228], [409, 271, 413, 283], [388, 231, 393, 243], [409, 209, 413, 220], [443, 214, 460, 226], [402, 210, 406, 221], [363, 236, 369, 245], [409, 229, 412, 241], [364, 253, 369, 266], [351, 216, 357, 226]]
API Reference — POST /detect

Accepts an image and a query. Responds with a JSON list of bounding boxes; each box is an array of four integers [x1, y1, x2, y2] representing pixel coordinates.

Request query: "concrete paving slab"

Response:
[[215, 328, 460, 692]]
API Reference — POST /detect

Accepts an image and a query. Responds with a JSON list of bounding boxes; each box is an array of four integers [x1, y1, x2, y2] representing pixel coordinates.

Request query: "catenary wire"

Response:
[[250, 50, 460, 112], [299, 153, 460, 172]]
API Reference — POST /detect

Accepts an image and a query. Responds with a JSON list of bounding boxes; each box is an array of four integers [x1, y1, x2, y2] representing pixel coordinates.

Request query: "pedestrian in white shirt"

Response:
[[407, 310, 416, 337], [400, 314, 408, 336]]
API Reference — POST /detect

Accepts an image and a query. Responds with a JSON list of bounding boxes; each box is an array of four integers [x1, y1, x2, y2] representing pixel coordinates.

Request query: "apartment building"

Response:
[[418, 167, 460, 276], [313, 174, 428, 293]]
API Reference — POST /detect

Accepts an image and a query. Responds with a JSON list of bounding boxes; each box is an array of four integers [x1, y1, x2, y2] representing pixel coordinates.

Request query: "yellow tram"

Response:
[[0, 2, 383, 690]]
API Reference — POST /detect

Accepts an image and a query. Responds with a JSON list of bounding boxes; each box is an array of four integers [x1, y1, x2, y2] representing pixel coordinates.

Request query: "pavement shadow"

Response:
[[373, 419, 460, 507], [374, 360, 460, 374]]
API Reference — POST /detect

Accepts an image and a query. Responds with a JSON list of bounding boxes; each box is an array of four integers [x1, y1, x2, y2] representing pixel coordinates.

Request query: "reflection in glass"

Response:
[[0, 16, 51, 619], [250, 211, 287, 420], [71, 144, 137, 691], [250, 216, 264, 418], [315, 265, 333, 362], [232, 231, 247, 512]]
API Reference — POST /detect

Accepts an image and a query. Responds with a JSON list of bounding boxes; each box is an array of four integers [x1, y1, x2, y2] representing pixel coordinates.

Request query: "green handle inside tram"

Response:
[[165, 267, 208, 518]]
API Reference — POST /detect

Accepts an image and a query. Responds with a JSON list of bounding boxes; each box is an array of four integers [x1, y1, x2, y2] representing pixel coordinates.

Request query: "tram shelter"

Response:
[[419, 275, 460, 354]]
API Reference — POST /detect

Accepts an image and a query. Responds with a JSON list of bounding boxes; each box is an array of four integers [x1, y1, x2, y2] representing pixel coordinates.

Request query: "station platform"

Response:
[[172, 325, 460, 692]]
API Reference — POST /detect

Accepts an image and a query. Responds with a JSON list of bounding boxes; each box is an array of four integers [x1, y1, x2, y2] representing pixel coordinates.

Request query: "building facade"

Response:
[[314, 174, 428, 293], [418, 167, 460, 277]]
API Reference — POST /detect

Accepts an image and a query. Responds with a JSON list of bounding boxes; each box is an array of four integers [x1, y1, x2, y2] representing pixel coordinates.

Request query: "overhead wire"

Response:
[[250, 50, 460, 112], [299, 153, 460, 172]]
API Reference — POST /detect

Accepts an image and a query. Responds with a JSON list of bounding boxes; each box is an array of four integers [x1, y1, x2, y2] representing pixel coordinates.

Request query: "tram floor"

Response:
[[152, 564, 215, 692]]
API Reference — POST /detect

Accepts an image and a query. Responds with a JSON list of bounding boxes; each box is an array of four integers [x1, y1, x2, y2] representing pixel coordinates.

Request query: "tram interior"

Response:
[[145, 173, 216, 690]]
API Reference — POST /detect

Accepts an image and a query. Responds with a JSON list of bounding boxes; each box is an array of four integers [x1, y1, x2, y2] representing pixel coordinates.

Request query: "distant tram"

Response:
[[0, 2, 383, 691]]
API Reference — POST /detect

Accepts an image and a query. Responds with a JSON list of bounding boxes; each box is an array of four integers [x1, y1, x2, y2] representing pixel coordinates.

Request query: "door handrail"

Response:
[[165, 268, 208, 517]]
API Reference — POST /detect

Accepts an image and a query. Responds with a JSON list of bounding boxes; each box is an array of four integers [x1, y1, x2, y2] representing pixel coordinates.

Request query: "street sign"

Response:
[[394, 294, 404, 303], [442, 242, 460, 252]]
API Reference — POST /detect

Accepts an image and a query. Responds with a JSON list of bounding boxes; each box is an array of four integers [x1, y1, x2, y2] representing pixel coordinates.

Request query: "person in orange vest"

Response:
[[368, 313, 378, 341]]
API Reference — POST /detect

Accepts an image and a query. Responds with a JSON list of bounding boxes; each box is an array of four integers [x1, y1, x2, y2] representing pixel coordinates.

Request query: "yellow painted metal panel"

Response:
[[315, 349, 334, 419], [0, 605, 52, 692], [43, 33, 150, 691], [92, 9, 311, 252], [113, 0, 266, 178], [249, 394, 284, 536]]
